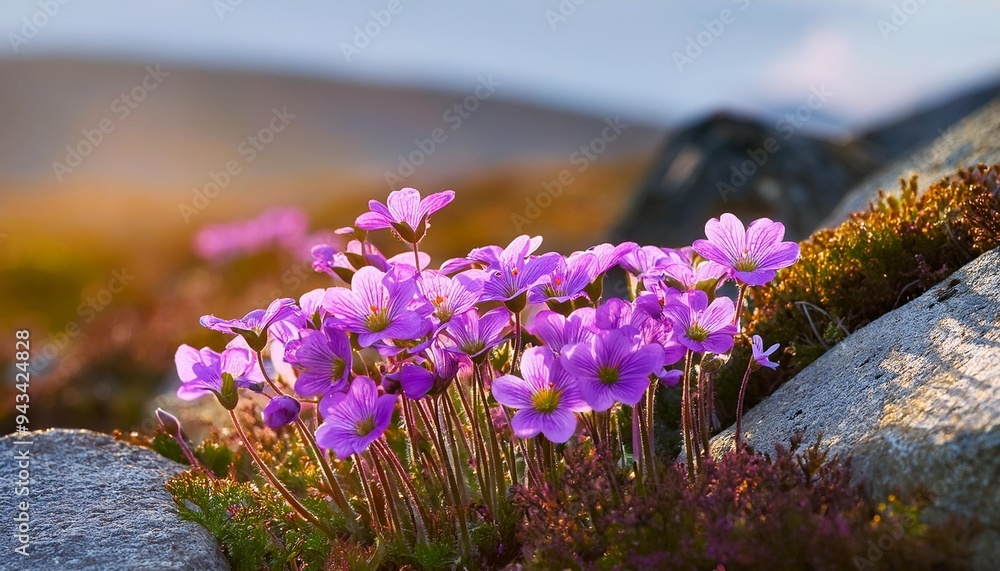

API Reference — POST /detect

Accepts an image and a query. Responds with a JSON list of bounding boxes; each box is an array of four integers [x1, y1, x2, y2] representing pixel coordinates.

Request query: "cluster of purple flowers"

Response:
[[179, 188, 799, 462], [172, 186, 803, 558], [194, 206, 337, 262]]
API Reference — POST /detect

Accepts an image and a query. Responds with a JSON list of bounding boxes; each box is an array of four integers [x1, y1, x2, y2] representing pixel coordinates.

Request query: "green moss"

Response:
[[714, 164, 1000, 426]]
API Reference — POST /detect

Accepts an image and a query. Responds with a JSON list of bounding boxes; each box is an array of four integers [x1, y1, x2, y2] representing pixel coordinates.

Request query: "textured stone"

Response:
[[612, 113, 879, 247], [825, 96, 1000, 226], [710, 248, 1000, 568], [0, 429, 229, 571]]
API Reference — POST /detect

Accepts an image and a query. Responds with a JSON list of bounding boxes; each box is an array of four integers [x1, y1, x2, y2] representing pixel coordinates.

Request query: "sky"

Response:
[[2, 0, 1000, 130]]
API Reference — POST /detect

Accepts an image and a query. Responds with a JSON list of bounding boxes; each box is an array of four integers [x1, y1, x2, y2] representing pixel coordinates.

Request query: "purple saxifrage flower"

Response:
[[692, 213, 800, 286], [284, 317, 353, 398], [262, 395, 301, 429], [417, 270, 483, 323], [480, 235, 561, 306], [491, 346, 589, 443], [663, 290, 738, 354], [174, 345, 264, 402], [322, 266, 426, 347], [199, 297, 300, 351], [355, 187, 455, 243], [529, 308, 595, 354], [315, 376, 396, 459], [443, 307, 509, 360], [751, 335, 780, 370], [562, 329, 664, 411], [528, 252, 598, 304]]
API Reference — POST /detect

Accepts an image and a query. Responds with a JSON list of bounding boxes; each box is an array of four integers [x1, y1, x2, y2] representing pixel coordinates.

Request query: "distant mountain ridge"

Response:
[[0, 58, 663, 192]]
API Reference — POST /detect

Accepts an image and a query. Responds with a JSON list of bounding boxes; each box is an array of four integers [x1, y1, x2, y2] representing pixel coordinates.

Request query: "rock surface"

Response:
[[612, 113, 879, 246], [825, 96, 1000, 226], [710, 248, 1000, 568], [0, 429, 229, 571]]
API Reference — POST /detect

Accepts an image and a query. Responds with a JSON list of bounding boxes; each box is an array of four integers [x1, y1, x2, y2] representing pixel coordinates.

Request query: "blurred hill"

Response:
[[0, 58, 662, 257]]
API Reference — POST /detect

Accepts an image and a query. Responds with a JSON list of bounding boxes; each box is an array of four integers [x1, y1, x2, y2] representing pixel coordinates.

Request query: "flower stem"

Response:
[[227, 409, 338, 541], [735, 360, 754, 452], [681, 350, 695, 479], [733, 283, 748, 328], [255, 352, 354, 519]]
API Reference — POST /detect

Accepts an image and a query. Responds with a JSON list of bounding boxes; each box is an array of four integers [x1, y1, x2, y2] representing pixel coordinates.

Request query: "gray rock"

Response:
[[825, 96, 1000, 226], [0, 429, 229, 571], [612, 113, 880, 247], [710, 248, 1000, 568]]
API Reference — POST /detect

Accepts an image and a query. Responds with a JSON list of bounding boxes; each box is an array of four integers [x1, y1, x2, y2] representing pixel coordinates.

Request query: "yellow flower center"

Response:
[[355, 416, 376, 437], [531, 385, 562, 414], [597, 366, 620, 385]]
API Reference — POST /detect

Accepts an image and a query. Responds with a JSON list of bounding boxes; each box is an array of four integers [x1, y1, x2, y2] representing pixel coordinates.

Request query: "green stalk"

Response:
[[368, 450, 406, 545], [228, 410, 338, 541], [449, 384, 494, 515], [681, 351, 695, 479], [374, 439, 430, 540], [424, 399, 472, 559], [255, 352, 353, 518]]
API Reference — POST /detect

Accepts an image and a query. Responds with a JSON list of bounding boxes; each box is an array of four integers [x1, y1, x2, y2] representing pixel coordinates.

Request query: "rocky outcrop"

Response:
[[0, 429, 229, 571], [710, 248, 1000, 568], [855, 81, 1000, 164], [612, 113, 879, 246], [826, 96, 1000, 226]]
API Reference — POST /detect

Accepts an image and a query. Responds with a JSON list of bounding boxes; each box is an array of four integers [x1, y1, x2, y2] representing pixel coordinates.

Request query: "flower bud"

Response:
[[262, 395, 301, 429], [215, 372, 240, 410], [701, 352, 731, 373], [155, 408, 183, 437]]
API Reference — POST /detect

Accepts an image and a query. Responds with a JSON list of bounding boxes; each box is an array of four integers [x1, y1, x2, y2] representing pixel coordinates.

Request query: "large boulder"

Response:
[[612, 113, 878, 246], [710, 248, 1000, 568], [0, 429, 229, 571], [825, 96, 1000, 226]]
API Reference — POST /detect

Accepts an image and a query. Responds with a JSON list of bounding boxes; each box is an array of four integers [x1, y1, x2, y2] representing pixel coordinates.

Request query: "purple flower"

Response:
[[200, 298, 300, 351], [752, 335, 780, 370], [528, 252, 598, 304], [663, 291, 738, 354], [692, 213, 799, 286], [383, 362, 435, 400], [355, 187, 455, 243], [561, 329, 664, 411], [529, 308, 595, 354], [618, 245, 670, 278], [417, 270, 483, 323], [174, 345, 264, 402], [480, 235, 561, 305], [262, 395, 301, 429], [315, 376, 396, 459], [322, 266, 426, 347], [312, 240, 390, 283], [584, 242, 638, 275], [660, 260, 730, 293], [491, 346, 589, 443], [443, 307, 509, 360], [284, 317, 353, 397]]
